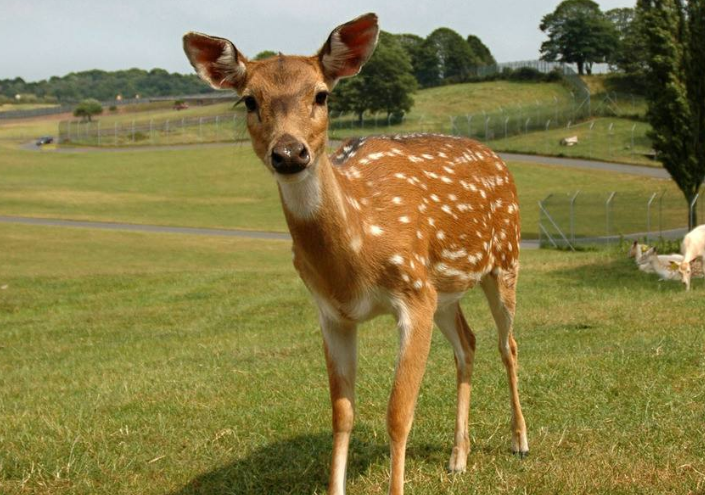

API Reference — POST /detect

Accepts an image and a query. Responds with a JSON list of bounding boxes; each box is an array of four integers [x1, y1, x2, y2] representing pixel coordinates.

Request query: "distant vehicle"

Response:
[[174, 102, 189, 110], [36, 136, 54, 146]]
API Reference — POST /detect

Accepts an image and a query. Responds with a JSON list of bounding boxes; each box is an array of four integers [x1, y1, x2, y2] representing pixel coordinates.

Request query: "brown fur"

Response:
[[183, 14, 527, 495]]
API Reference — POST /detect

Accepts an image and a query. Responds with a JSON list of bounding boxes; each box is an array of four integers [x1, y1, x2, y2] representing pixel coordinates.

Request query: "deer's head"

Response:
[[183, 14, 379, 181]]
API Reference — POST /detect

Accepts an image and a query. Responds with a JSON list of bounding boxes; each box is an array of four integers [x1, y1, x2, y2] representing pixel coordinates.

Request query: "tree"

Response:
[[330, 32, 417, 123], [539, 0, 618, 75], [425, 28, 481, 83], [605, 7, 648, 77], [638, 0, 705, 228], [73, 98, 102, 122], [253, 50, 277, 60], [395, 33, 441, 88], [466, 35, 496, 66]]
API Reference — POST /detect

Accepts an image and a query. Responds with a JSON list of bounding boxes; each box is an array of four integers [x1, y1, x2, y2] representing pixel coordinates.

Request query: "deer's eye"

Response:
[[244, 96, 258, 112], [315, 91, 329, 106]]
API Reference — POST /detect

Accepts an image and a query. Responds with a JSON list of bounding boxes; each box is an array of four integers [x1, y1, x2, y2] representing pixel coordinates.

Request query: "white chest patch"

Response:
[[278, 167, 322, 220]]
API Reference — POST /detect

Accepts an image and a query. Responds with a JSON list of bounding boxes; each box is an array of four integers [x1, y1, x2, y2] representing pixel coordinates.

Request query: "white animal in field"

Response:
[[629, 240, 683, 274], [642, 247, 683, 281], [679, 225, 705, 290]]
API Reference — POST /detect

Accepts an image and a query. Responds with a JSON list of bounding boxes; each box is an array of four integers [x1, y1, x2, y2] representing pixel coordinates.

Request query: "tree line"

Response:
[[0, 68, 213, 104]]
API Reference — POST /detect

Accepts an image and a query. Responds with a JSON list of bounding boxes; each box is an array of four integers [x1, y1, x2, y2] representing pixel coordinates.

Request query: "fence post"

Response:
[[484, 116, 491, 140], [504, 117, 509, 139], [98, 122, 101, 146], [630, 124, 636, 158], [646, 192, 657, 243], [570, 190, 580, 244], [658, 190, 666, 236], [690, 193, 700, 230], [199, 117, 203, 141], [166, 120, 170, 144], [606, 192, 616, 237], [114, 122, 117, 146], [131, 120, 135, 143], [216, 115, 220, 140], [149, 119, 154, 144], [524, 117, 530, 134], [544, 119, 551, 155], [466, 114, 473, 137], [588, 120, 595, 159]]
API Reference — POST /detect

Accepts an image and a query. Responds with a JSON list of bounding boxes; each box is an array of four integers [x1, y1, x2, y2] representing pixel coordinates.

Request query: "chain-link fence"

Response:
[[59, 113, 248, 146], [539, 189, 704, 249]]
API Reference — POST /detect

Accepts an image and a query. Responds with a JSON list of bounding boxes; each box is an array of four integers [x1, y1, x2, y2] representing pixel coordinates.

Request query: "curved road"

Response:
[[5, 140, 669, 248]]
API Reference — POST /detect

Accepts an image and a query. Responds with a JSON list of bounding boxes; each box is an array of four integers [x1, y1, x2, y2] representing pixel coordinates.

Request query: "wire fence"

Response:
[[58, 113, 248, 146], [538, 189, 704, 249]]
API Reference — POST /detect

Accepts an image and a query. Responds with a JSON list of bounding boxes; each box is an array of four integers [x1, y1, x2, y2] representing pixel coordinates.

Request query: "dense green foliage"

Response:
[[605, 7, 648, 79], [329, 32, 417, 122], [394, 29, 495, 88], [253, 50, 277, 61], [539, 0, 619, 75], [72, 99, 103, 122], [466, 35, 496, 66], [638, 0, 705, 227], [0, 68, 214, 103]]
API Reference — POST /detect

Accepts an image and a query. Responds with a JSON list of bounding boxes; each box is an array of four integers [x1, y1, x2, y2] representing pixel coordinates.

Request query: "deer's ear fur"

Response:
[[317, 13, 379, 87], [183, 32, 248, 91]]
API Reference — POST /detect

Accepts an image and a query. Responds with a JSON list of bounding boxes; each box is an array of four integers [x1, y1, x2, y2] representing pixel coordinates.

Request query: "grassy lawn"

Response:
[[0, 103, 60, 112], [0, 144, 680, 239], [491, 117, 655, 167], [0, 224, 703, 494]]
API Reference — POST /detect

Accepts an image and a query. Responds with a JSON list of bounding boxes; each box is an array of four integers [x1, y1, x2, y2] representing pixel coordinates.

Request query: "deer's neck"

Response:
[[277, 156, 367, 299]]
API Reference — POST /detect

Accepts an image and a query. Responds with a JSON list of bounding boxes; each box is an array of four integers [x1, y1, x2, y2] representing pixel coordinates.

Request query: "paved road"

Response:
[[0, 215, 541, 250]]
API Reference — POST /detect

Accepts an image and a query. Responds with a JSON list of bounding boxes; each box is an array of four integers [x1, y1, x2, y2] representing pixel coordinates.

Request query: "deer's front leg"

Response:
[[388, 293, 436, 495], [320, 313, 357, 495]]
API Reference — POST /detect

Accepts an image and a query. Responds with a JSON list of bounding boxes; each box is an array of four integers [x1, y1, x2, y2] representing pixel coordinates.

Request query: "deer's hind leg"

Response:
[[481, 266, 529, 456], [434, 301, 476, 472]]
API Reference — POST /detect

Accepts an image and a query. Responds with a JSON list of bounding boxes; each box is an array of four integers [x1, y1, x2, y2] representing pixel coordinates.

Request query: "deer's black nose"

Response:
[[271, 135, 310, 174]]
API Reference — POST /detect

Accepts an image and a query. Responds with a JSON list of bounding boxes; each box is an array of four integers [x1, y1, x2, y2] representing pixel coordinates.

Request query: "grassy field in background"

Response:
[[491, 117, 656, 167], [0, 144, 680, 239], [0, 80, 656, 168], [0, 103, 60, 112], [0, 224, 703, 494]]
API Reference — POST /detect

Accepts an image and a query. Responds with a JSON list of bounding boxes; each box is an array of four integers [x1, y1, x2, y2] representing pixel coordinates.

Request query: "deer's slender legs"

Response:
[[434, 302, 476, 472], [387, 293, 436, 495], [481, 266, 529, 456], [320, 314, 358, 495]]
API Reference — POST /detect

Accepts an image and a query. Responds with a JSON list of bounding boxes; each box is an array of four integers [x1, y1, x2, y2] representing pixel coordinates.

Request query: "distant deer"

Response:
[[184, 13, 528, 495]]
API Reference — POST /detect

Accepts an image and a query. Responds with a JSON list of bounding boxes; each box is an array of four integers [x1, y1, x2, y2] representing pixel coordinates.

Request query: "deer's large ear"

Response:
[[183, 32, 247, 91], [317, 13, 379, 87]]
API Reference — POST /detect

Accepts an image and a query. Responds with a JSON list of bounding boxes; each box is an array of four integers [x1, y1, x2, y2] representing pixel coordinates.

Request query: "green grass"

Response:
[[0, 224, 703, 494], [0, 103, 60, 112], [0, 145, 680, 239], [491, 117, 656, 167], [329, 80, 573, 139]]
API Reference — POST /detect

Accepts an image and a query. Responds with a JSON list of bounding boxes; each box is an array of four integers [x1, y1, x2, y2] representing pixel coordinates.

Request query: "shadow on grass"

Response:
[[169, 426, 389, 495]]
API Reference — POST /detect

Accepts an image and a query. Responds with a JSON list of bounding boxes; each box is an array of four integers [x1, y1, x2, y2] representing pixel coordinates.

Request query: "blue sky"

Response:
[[1, 0, 635, 81]]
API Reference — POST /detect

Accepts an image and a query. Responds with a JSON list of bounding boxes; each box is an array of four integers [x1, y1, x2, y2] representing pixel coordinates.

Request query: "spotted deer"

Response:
[[184, 13, 528, 495]]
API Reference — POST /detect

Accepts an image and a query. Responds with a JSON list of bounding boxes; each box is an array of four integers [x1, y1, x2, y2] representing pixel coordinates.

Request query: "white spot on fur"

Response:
[[390, 254, 404, 265], [368, 225, 384, 236]]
